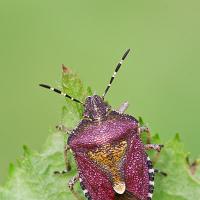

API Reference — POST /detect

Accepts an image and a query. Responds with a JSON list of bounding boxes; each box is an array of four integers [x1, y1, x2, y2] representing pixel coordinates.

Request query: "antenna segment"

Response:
[[39, 84, 83, 104], [102, 49, 130, 98]]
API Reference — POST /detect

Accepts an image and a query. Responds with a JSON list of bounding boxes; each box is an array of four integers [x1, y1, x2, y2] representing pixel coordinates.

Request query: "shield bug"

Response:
[[39, 49, 166, 200]]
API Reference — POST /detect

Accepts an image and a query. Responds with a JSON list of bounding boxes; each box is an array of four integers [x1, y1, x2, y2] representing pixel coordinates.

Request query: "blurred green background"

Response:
[[0, 0, 200, 184]]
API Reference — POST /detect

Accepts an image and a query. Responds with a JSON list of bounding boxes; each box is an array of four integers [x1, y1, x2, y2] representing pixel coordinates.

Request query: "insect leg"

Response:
[[186, 156, 199, 175], [56, 124, 72, 134], [139, 125, 151, 144], [145, 144, 164, 165], [154, 169, 167, 176], [68, 174, 84, 200], [117, 101, 129, 113], [145, 144, 164, 152], [54, 144, 71, 174], [64, 144, 72, 172]]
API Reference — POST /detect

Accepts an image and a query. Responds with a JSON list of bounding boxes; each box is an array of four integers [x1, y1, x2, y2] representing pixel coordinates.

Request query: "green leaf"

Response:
[[0, 67, 199, 200], [153, 134, 200, 199]]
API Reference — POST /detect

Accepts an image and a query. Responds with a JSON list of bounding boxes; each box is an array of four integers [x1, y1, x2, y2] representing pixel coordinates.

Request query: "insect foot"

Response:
[[68, 175, 78, 191], [145, 144, 164, 152], [54, 169, 68, 175], [154, 169, 168, 176], [68, 175, 84, 200]]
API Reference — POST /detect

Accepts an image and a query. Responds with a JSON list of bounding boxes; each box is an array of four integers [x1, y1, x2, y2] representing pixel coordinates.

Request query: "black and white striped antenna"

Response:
[[39, 84, 83, 104], [102, 49, 130, 98]]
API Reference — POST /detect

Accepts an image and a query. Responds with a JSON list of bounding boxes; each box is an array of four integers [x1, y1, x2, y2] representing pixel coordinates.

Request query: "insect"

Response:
[[39, 49, 166, 200]]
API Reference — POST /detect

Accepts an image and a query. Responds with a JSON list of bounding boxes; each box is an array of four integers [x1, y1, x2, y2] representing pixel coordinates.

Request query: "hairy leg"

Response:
[[154, 169, 167, 176], [56, 124, 72, 134], [145, 143, 164, 164], [139, 125, 151, 144], [54, 144, 71, 174], [68, 174, 84, 200], [145, 144, 164, 152]]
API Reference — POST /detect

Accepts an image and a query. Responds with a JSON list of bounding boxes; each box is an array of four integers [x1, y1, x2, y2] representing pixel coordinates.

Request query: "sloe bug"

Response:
[[39, 49, 166, 200]]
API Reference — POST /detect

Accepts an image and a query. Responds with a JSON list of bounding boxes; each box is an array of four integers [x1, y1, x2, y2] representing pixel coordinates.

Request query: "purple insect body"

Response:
[[39, 49, 164, 200], [68, 96, 151, 200]]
